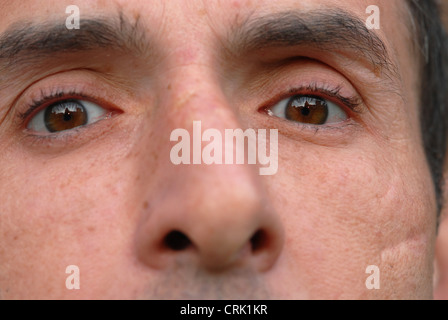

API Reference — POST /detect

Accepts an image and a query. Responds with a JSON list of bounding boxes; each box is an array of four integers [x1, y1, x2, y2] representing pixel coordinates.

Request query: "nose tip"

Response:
[[137, 192, 284, 273], [159, 223, 280, 272]]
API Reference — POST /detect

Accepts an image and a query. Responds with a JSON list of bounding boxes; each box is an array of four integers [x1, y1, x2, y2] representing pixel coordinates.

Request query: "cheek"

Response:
[[264, 140, 436, 299], [0, 146, 143, 298]]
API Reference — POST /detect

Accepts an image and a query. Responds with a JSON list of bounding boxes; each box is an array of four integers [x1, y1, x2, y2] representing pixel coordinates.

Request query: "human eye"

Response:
[[264, 85, 361, 127], [12, 73, 126, 150], [27, 98, 108, 134], [268, 95, 346, 125]]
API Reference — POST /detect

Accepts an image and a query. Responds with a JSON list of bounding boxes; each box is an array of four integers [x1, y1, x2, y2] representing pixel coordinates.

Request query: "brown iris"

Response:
[[285, 96, 329, 125], [44, 100, 87, 132]]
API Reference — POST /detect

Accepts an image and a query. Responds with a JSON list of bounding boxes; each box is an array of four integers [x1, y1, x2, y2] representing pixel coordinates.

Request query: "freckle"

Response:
[[167, 84, 172, 90], [136, 175, 141, 181], [132, 11, 140, 20], [13, 235, 18, 241], [88, 226, 95, 232], [374, 66, 381, 77], [143, 201, 149, 209]]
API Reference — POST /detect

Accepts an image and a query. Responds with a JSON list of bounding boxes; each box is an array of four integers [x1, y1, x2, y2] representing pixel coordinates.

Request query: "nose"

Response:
[[135, 80, 284, 273], [137, 167, 283, 272]]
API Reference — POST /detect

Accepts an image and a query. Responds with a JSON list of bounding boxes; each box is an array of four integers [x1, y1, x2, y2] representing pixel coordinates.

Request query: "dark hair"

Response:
[[407, 0, 448, 218]]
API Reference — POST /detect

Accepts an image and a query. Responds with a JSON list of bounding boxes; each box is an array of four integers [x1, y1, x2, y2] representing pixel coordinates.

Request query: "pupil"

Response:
[[301, 106, 311, 116], [63, 111, 72, 122]]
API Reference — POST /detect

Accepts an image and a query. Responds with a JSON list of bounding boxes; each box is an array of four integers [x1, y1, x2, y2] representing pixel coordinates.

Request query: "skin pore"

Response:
[[0, 0, 442, 299]]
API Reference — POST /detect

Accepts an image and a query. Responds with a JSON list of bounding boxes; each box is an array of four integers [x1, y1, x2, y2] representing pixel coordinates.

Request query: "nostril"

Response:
[[164, 230, 192, 251], [250, 230, 267, 252]]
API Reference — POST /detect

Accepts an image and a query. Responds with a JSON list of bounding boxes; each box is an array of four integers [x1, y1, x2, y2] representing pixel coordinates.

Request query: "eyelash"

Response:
[[19, 88, 92, 125], [20, 83, 360, 120], [261, 83, 362, 116], [18, 82, 360, 147]]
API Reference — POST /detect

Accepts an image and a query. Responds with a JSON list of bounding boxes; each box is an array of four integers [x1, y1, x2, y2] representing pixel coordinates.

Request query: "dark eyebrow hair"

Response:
[[0, 12, 149, 66], [232, 9, 398, 79], [0, 9, 395, 78]]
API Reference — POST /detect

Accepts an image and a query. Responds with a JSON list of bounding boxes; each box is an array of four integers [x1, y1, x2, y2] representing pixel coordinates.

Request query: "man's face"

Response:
[[0, 0, 438, 299]]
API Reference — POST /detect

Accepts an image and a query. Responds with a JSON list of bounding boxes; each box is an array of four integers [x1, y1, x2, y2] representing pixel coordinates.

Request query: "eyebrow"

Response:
[[232, 9, 398, 79], [0, 12, 148, 67], [0, 9, 397, 78]]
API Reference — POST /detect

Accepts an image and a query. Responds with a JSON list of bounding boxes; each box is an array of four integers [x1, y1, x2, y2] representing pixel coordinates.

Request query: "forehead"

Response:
[[0, 0, 409, 33]]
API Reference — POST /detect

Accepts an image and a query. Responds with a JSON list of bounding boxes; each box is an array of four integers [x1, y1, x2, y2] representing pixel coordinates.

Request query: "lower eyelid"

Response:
[[275, 115, 354, 130], [256, 110, 361, 148], [20, 114, 115, 150], [44, 111, 111, 135]]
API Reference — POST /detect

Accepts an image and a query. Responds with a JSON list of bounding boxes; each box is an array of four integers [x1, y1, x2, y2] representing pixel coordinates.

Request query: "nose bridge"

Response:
[[163, 63, 267, 229], [162, 60, 236, 124]]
